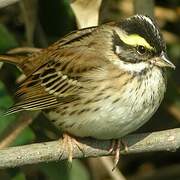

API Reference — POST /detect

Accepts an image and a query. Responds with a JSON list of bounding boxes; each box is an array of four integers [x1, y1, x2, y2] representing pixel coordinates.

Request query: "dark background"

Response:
[[0, 0, 179, 179]]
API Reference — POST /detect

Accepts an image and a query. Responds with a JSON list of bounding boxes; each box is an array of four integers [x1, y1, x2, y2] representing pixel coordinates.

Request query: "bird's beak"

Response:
[[153, 52, 176, 69]]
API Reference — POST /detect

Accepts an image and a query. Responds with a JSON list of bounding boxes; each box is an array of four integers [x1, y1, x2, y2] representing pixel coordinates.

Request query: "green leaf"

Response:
[[0, 24, 18, 53], [0, 81, 16, 133], [69, 160, 90, 180], [11, 172, 26, 180], [0, 81, 35, 145], [168, 43, 180, 60], [11, 127, 35, 146], [39, 160, 90, 180], [39, 161, 70, 180]]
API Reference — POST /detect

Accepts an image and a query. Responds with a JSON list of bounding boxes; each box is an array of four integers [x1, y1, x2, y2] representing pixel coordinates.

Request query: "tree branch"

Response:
[[0, 128, 180, 169], [0, 115, 32, 149]]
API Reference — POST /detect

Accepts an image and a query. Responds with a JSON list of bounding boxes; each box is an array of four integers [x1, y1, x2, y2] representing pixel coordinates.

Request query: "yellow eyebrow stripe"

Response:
[[120, 34, 154, 50]]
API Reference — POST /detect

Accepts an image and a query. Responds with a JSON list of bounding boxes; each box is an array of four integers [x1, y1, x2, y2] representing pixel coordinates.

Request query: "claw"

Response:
[[109, 139, 128, 171], [109, 139, 121, 170], [61, 133, 73, 163], [61, 133, 85, 164]]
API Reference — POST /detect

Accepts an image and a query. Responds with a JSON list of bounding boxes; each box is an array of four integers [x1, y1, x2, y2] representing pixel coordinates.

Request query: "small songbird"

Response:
[[0, 15, 175, 166]]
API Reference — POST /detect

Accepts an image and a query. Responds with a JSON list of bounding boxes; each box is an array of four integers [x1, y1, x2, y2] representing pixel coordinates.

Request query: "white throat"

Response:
[[113, 59, 151, 73]]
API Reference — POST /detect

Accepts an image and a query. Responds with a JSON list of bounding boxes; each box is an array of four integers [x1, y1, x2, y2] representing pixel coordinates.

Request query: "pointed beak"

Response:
[[153, 52, 176, 69]]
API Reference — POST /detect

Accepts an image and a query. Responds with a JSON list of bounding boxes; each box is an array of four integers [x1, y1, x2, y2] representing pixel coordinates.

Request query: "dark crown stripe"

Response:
[[118, 15, 165, 53]]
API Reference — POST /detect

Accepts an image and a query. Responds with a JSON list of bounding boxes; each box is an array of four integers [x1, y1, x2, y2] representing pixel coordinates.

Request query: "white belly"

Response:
[[47, 68, 166, 139]]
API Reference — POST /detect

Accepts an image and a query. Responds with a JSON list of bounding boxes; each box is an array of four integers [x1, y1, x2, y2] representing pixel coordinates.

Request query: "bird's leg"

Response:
[[61, 133, 85, 164], [61, 133, 73, 163], [109, 139, 121, 170], [121, 139, 128, 152], [109, 139, 128, 170]]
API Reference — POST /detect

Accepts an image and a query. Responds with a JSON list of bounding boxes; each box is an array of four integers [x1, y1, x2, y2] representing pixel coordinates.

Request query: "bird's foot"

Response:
[[61, 133, 84, 164], [109, 139, 128, 170]]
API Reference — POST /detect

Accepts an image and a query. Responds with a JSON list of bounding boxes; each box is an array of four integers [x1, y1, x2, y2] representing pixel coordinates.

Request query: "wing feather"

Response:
[[5, 26, 110, 115]]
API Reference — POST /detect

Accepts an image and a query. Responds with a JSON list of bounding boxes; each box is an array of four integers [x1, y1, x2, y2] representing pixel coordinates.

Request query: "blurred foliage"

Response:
[[0, 0, 179, 180], [38, 0, 76, 44], [0, 24, 18, 53], [0, 81, 16, 131]]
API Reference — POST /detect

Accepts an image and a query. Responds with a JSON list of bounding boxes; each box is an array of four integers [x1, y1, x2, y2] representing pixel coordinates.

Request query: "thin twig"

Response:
[[0, 128, 180, 169], [20, 0, 38, 46], [0, 115, 33, 149], [100, 157, 126, 180]]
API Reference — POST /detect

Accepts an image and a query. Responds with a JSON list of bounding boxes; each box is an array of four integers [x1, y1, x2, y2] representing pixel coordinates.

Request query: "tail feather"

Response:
[[2, 106, 24, 116]]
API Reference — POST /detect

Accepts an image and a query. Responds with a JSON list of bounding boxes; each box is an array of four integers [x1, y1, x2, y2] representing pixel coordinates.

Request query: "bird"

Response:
[[0, 14, 175, 167]]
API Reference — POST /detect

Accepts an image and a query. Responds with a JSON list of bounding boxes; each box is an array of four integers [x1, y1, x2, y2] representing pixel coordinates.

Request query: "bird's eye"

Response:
[[137, 45, 146, 55]]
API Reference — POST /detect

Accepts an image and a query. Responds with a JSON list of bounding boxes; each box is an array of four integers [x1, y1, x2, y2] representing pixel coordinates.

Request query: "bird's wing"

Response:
[[5, 45, 109, 115], [4, 24, 113, 115]]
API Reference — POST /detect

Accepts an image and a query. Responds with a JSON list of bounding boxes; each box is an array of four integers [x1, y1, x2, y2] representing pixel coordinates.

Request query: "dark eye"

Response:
[[137, 45, 146, 55]]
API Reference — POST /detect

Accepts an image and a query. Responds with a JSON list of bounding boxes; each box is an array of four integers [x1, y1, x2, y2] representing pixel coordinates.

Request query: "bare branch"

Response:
[[100, 157, 127, 180], [20, 0, 38, 46], [0, 128, 180, 169], [0, 116, 32, 149]]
